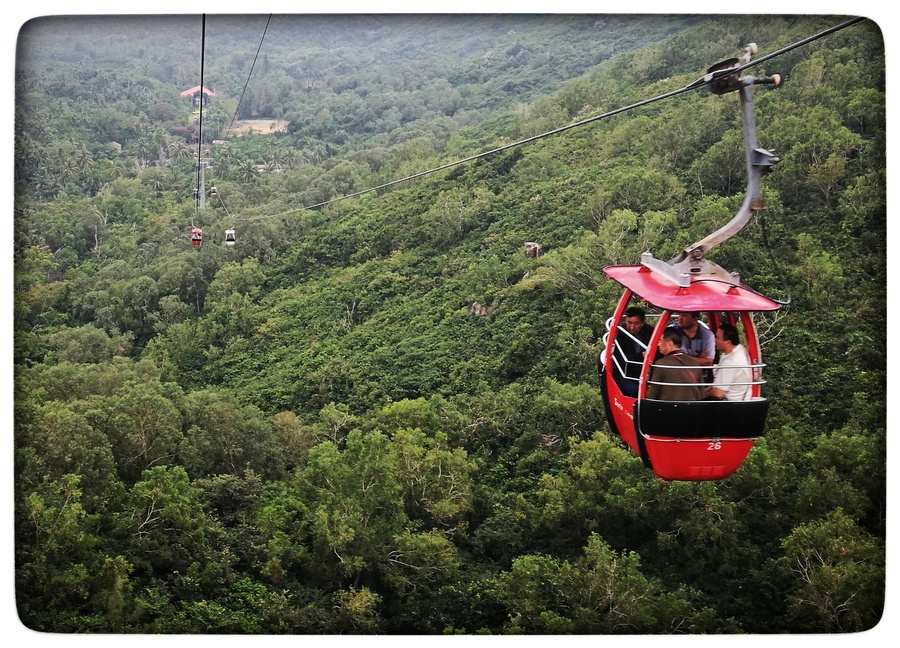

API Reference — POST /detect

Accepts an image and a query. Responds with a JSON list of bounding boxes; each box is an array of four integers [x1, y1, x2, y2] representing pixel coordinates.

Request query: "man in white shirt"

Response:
[[704, 323, 752, 401]]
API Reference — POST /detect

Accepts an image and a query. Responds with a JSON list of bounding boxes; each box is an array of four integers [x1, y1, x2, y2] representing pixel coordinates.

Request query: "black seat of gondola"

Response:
[[635, 398, 769, 440]]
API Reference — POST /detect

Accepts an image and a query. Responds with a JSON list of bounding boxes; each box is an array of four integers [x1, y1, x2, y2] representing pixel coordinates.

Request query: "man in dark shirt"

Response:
[[671, 311, 716, 383], [613, 306, 653, 397], [647, 328, 704, 401]]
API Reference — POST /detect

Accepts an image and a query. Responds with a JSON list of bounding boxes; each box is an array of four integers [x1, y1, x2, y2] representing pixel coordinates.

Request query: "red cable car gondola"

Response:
[[599, 44, 783, 481], [600, 258, 780, 480], [191, 227, 203, 246]]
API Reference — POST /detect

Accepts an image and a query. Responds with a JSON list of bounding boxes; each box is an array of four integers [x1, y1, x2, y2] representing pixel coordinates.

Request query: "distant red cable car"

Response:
[[599, 44, 783, 481], [191, 227, 203, 246]]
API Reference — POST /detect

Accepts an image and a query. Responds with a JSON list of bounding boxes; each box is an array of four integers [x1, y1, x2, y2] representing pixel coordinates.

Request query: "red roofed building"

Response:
[[180, 85, 215, 109]]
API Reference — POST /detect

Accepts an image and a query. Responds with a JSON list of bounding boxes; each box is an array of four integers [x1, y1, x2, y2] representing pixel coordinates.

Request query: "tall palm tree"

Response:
[[84, 166, 107, 197], [285, 150, 309, 169], [56, 152, 79, 181], [133, 137, 154, 167], [216, 141, 239, 175], [103, 158, 129, 183], [167, 139, 191, 163], [75, 146, 93, 174], [237, 159, 258, 183]]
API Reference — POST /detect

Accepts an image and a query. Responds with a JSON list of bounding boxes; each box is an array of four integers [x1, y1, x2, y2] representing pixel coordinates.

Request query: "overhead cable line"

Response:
[[240, 15, 866, 222], [194, 13, 270, 230], [225, 14, 273, 136], [687, 15, 866, 89], [193, 13, 207, 222], [190, 14, 268, 233]]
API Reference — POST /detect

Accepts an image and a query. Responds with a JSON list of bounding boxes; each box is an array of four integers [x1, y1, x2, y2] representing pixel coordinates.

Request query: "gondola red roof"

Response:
[[604, 265, 780, 312]]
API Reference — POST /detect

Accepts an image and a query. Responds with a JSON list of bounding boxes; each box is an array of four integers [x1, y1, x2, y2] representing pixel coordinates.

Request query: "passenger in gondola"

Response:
[[647, 328, 704, 401], [613, 306, 653, 397], [704, 323, 752, 401], [671, 311, 716, 381]]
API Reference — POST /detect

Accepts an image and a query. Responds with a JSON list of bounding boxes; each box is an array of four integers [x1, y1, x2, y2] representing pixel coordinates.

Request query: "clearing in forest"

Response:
[[225, 119, 290, 136]]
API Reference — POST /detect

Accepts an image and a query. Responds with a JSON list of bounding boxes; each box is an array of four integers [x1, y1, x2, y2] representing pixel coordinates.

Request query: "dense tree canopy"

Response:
[[13, 14, 886, 634]]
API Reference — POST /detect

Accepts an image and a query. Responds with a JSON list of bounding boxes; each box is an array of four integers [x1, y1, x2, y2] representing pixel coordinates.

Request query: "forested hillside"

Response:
[[13, 14, 886, 633]]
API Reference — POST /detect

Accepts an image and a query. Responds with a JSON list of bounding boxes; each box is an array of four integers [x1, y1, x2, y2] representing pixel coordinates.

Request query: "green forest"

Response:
[[12, 14, 886, 634]]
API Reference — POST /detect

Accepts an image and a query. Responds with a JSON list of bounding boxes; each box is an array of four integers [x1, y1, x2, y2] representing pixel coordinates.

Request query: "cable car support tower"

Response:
[[195, 149, 212, 210]]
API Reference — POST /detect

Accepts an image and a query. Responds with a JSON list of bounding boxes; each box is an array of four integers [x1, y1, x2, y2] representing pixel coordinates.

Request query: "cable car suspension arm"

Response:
[[646, 44, 782, 287]]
